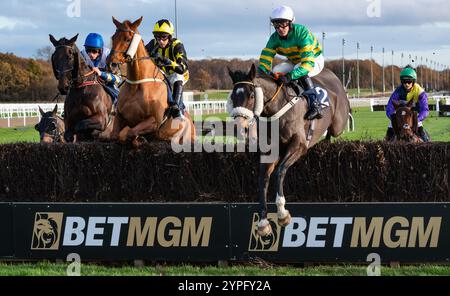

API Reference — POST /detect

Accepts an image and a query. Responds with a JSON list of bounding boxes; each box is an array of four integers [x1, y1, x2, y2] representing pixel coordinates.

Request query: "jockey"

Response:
[[80, 33, 122, 106], [145, 19, 189, 119], [258, 5, 325, 120], [385, 66, 430, 142]]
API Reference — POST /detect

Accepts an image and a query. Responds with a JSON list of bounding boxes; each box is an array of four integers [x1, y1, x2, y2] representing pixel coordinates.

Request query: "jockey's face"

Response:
[[402, 79, 414, 91], [273, 21, 290, 37], [86, 47, 101, 61], [155, 34, 170, 49]]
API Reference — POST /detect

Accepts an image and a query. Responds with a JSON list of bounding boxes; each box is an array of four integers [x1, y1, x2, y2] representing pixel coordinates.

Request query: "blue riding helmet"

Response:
[[84, 33, 104, 49]]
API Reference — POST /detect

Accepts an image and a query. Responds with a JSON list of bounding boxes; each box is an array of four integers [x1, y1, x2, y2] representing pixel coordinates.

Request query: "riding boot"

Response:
[[417, 126, 430, 142], [298, 76, 322, 120], [171, 81, 184, 119], [385, 127, 395, 141]]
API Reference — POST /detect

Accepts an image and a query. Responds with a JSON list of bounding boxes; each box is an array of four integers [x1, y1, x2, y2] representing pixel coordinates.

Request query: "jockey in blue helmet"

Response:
[[80, 33, 122, 106]]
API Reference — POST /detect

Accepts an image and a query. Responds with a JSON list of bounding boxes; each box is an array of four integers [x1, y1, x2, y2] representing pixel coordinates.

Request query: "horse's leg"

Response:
[[274, 135, 307, 227], [119, 117, 158, 147], [257, 160, 279, 237]]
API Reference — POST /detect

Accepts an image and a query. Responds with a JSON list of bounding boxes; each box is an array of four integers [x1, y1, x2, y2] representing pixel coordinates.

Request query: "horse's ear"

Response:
[[69, 34, 79, 44], [38, 106, 45, 116], [131, 16, 143, 29], [249, 64, 256, 80], [112, 16, 122, 28], [49, 34, 58, 47], [52, 104, 58, 115], [407, 99, 414, 109], [228, 67, 235, 83]]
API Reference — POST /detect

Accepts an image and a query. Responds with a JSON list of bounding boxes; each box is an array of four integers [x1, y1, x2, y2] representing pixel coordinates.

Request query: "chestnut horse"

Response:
[[228, 64, 350, 236], [390, 100, 425, 143], [49, 34, 113, 142], [35, 105, 65, 143], [106, 17, 195, 147]]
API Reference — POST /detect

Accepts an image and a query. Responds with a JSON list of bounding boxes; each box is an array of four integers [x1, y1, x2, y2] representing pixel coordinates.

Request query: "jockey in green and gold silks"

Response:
[[259, 24, 322, 79], [258, 5, 325, 120]]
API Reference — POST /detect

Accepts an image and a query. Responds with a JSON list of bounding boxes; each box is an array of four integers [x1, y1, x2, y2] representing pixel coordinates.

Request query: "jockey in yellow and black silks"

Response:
[[258, 6, 325, 120], [145, 19, 189, 119]]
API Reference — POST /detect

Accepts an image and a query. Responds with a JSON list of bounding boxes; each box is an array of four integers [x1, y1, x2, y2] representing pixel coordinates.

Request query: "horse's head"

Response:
[[227, 64, 265, 142], [392, 100, 421, 142], [49, 34, 79, 95], [107, 16, 144, 72], [35, 104, 63, 143]]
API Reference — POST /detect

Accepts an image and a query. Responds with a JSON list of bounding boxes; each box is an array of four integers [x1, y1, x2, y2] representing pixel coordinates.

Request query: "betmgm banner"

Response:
[[13, 203, 229, 260], [232, 203, 450, 263], [3, 203, 450, 262]]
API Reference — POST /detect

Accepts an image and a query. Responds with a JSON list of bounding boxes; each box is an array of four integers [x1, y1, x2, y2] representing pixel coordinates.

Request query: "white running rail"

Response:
[[0, 101, 229, 128]]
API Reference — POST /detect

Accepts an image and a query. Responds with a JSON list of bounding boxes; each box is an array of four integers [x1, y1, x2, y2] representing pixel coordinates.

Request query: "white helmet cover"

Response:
[[270, 5, 295, 22]]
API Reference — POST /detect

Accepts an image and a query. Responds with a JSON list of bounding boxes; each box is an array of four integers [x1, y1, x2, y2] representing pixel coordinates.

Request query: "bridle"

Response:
[[35, 116, 64, 142], [110, 28, 163, 85], [52, 45, 75, 80], [228, 80, 299, 123], [52, 44, 96, 90]]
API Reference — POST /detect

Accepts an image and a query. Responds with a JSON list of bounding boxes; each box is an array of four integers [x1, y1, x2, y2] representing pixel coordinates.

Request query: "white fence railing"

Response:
[[0, 101, 228, 128]]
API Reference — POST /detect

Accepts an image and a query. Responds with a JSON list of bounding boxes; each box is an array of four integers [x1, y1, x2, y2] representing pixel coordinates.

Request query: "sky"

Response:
[[1, 0, 450, 69]]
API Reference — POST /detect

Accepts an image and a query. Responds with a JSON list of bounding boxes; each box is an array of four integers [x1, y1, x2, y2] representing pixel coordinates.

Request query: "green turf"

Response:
[[0, 262, 450, 276], [0, 126, 39, 143]]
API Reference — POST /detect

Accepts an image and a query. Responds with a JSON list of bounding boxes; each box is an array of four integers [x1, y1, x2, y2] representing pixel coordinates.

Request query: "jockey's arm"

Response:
[[170, 42, 188, 75], [258, 36, 277, 74], [100, 70, 122, 87], [289, 30, 316, 79], [417, 91, 429, 122]]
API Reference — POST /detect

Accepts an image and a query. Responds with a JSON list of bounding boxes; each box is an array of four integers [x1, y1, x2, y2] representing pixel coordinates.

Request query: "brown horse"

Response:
[[228, 64, 350, 236], [35, 105, 65, 143], [106, 17, 195, 147], [49, 34, 114, 142], [390, 100, 423, 143]]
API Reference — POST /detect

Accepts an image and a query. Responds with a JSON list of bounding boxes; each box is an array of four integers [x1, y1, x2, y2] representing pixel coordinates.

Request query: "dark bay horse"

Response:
[[390, 100, 424, 143], [35, 105, 65, 143], [228, 64, 350, 236], [106, 17, 195, 148], [49, 34, 113, 142]]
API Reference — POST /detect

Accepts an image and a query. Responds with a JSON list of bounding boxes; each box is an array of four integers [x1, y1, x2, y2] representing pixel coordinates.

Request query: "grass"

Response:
[[0, 126, 39, 144], [1, 262, 450, 276]]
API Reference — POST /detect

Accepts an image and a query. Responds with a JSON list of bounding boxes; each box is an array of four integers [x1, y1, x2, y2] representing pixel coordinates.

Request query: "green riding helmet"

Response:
[[400, 68, 417, 80]]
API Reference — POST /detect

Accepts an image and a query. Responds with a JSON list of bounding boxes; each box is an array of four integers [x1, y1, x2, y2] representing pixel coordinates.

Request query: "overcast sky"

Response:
[[1, 0, 450, 68]]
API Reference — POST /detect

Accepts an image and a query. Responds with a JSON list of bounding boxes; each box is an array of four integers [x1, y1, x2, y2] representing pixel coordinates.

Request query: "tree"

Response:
[[35, 46, 53, 62]]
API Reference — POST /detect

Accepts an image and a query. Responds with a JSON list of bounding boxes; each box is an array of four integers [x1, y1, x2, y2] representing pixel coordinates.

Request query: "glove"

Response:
[[274, 72, 291, 85], [152, 54, 172, 66]]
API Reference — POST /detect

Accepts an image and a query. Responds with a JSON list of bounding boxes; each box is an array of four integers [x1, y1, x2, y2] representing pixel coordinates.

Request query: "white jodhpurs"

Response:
[[273, 54, 325, 78]]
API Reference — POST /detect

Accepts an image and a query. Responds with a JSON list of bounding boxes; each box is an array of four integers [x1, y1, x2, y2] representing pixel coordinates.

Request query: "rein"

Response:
[[110, 28, 163, 85]]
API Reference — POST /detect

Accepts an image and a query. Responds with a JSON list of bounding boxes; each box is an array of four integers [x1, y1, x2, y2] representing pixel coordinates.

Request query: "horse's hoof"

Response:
[[257, 223, 272, 237], [118, 126, 130, 143], [278, 211, 291, 227]]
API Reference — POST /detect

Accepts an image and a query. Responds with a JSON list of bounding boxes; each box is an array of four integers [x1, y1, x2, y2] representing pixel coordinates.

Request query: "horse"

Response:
[[49, 34, 114, 142], [106, 16, 195, 148], [228, 64, 350, 236], [390, 100, 424, 143], [34, 104, 65, 143]]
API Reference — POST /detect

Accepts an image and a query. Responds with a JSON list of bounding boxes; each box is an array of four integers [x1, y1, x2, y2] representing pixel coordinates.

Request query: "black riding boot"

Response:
[[385, 127, 395, 141], [171, 81, 185, 118], [417, 126, 430, 142], [298, 76, 322, 120]]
